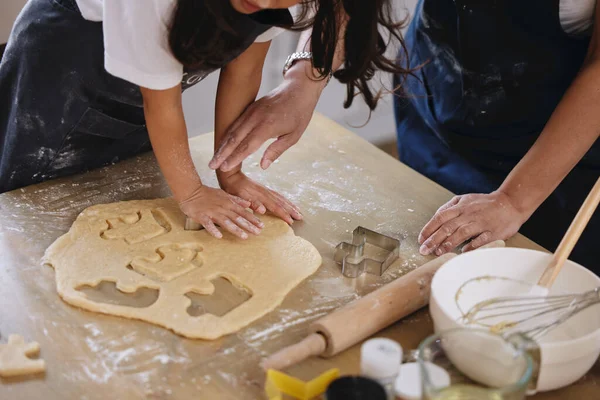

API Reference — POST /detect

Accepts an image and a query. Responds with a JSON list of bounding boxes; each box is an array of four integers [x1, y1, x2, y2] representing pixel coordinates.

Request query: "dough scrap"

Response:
[[0, 335, 46, 378], [43, 199, 322, 339]]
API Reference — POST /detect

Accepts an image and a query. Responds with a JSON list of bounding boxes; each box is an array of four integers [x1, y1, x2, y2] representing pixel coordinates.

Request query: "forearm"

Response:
[[215, 65, 262, 170], [500, 60, 600, 215], [214, 42, 270, 177], [141, 86, 202, 202], [284, 10, 347, 89]]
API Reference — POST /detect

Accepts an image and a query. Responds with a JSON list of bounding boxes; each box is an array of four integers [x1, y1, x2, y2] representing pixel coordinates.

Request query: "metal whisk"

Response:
[[462, 287, 600, 340]]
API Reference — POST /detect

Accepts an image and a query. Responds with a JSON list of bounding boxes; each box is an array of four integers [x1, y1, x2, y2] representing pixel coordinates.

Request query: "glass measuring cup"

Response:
[[418, 329, 535, 400]]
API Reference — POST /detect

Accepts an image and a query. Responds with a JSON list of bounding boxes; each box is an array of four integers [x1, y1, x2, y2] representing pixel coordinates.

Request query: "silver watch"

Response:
[[282, 51, 312, 76], [283, 51, 333, 84]]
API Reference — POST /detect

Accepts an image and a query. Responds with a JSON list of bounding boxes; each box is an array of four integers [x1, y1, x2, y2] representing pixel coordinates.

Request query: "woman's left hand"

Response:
[[418, 191, 529, 255], [209, 74, 322, 173], [217, 170, 303, 225]]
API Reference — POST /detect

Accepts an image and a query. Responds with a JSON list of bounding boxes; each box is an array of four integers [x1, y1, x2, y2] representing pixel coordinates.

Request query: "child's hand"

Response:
[[178, 186, 264, 239], [217, 171, 303, 225]]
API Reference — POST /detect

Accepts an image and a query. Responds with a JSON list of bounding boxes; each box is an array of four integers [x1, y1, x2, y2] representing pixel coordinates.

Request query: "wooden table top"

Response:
[[0, 113, 597, 399]]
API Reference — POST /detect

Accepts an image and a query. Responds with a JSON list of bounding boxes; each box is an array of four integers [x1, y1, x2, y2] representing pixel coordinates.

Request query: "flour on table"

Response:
[[43, 198, 322, 339]]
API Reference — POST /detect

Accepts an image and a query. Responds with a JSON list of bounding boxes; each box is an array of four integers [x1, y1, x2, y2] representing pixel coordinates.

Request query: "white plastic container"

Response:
[[361, 338, 403, 398]]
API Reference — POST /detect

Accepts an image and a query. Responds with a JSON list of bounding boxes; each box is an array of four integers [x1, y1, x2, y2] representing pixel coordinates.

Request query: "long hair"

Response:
[[169, 0, 413, 110]]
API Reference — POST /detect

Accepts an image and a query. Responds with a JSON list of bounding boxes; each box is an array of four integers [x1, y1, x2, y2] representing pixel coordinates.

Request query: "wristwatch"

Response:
[[283, 51, 333, 84], [282, 51, 313, 76]]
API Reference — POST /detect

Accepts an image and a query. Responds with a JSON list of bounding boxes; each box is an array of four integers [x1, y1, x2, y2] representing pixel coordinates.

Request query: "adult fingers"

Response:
[[437, 196, 461, 214], [209, 115, 255, 170], [418, 205, 462, 247], [419, 216, 467, 255], [433, 222, 479, 256], [462, 231, 494, 252], [260, 133, 299, 169], [219, 129, 269, 172]]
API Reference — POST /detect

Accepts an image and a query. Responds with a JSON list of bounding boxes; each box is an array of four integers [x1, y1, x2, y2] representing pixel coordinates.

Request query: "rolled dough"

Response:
[[43, 199, 322, 339]]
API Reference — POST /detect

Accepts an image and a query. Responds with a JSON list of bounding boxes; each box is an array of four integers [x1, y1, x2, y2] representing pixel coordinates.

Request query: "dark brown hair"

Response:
[[169, 0, 412, 110]]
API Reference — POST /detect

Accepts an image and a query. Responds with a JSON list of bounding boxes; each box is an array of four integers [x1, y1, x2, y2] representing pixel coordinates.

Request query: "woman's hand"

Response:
[[217, 170, 303, 225], [179, 185, 264, 240], [418, 191, 529, 255], [209, 73, 323, 173]]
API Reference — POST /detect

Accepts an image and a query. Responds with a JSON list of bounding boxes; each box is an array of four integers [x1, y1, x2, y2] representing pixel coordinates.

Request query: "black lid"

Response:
[[325, 376, 387, 400]]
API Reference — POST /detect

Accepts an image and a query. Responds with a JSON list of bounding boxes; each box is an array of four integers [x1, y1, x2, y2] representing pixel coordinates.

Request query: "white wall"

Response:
[[0, 0, 26, 43]]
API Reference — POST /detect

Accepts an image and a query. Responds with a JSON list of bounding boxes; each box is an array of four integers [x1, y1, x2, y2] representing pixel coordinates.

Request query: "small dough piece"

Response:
[[43, 199, 322, 339], [0, 335, 46, 377]]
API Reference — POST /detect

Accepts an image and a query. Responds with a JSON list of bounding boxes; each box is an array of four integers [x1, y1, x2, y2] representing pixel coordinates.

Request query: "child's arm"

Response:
[[140, 85, 263, 239], [213, 41, 302, 224]]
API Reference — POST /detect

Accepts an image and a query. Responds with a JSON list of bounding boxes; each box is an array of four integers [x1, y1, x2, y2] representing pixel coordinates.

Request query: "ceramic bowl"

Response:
[[429, 248, 600, 392]]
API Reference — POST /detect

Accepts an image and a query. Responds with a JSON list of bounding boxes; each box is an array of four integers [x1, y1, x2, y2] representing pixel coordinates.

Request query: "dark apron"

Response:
[[394, 0, 600, 270], [0, 0, 291, 193]]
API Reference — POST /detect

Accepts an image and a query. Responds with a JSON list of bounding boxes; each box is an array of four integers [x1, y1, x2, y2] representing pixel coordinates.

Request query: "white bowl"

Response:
[[430, 248, 600, 392]]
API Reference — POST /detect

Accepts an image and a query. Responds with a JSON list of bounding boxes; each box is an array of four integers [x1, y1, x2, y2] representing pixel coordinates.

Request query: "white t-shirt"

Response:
[[75, 0, 290, 90]]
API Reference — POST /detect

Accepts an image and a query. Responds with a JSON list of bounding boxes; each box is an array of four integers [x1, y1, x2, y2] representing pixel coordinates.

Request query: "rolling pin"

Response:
[[262, 240, 506, 370]]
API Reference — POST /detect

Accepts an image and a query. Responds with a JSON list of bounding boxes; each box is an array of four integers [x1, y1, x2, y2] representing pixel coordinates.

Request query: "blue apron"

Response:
[[395, 0, 600, 269], [0, 0, 291, 193]]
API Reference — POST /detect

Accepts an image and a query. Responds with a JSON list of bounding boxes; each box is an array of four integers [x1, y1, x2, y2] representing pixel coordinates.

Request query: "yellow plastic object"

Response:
[[265, 368, 340, 400]]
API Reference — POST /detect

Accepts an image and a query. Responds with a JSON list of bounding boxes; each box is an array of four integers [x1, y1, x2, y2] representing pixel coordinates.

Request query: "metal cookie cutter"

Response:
[[184, 217, 202, 230], [334, 226, 400, 278]]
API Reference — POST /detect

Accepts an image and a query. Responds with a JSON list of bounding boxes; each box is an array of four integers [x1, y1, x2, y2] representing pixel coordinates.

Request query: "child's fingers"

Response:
[[270, 190, 303, 220], [251, 200, 266, 214], [261, 196, 294, 225], [231, 206, 263, 230], [230, 195, 251, 208], [230, 213, 261, 235], [217, 216, 249, 240], [200, 217, 223, 239]]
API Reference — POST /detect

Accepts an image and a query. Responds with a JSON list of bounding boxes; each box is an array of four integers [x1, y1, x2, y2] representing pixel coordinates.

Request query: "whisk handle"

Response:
[[538, 177, 600, 288]]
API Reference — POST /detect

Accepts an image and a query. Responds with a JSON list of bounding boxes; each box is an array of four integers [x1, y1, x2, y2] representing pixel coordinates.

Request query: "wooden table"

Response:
[[0, 113, 597, 399]]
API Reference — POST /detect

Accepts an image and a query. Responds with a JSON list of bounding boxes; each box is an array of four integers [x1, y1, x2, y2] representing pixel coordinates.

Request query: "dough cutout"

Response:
[[44, 199, 322, 339], [129, 244, 203, 282], [77, 281, 159, 308], [0, 335, 46, 378], [101, 209, 171, 244], [185, 276, 252, 317]]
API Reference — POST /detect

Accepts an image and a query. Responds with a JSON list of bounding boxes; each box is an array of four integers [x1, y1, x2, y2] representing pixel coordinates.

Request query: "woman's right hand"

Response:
[[178, 185, 264, 240]]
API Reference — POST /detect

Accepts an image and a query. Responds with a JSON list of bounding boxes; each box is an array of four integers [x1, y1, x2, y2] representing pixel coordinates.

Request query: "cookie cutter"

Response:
[[265, 368, 339, 400], [334, 226, 400, 278], [184, 217, 202, 231]]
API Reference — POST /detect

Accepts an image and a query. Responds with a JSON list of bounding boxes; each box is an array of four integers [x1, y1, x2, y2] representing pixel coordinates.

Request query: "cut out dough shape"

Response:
[[43, 199, 322, 339], [130, 244, 203, 282], [102, 209, 169, 244], [0, 335, 46, 377]]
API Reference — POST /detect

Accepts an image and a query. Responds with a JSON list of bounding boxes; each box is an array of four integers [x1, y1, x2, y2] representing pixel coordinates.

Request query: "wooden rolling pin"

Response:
[[262, 240, 506, 370]]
